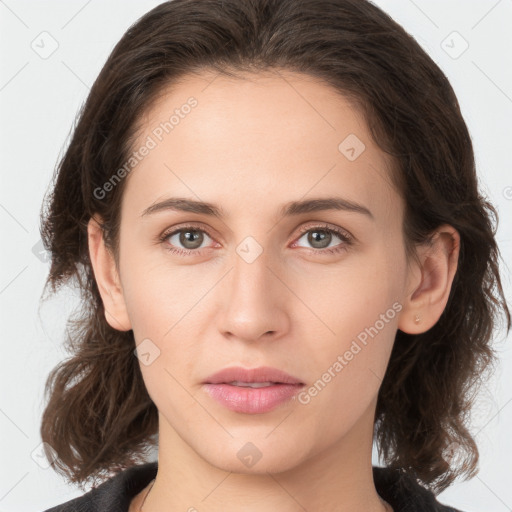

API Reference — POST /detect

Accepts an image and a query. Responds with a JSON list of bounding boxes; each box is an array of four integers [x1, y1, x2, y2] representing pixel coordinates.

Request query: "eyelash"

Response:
[[158, 223, 353, 257]]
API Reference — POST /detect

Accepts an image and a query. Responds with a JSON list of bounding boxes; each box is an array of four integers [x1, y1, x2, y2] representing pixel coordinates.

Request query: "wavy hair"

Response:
[[39, 0, 511, 494]]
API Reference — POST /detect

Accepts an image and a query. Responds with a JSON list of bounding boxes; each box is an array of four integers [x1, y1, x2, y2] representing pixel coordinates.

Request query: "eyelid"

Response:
[[159, 222, 218, 244], [295, 222, 353, 241]]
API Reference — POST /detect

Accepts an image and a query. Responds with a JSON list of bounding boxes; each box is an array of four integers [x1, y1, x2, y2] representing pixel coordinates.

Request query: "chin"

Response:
[[199, 437, 309, 475]]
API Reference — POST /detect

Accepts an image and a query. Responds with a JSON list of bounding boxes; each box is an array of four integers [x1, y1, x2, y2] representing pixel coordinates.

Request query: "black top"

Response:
[[42, 462, 463, 512]]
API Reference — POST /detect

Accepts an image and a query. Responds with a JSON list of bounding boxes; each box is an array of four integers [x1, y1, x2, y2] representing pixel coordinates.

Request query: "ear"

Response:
[[398, 224, 460, 334], [87, 215, 132, 331]]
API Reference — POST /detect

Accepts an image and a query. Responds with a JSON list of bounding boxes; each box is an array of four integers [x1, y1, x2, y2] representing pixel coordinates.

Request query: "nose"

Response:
[[216, 243, 290, 343]]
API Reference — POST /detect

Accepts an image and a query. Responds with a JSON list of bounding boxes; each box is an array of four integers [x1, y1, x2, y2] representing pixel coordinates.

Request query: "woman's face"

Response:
[[111, 69, 414, 473]]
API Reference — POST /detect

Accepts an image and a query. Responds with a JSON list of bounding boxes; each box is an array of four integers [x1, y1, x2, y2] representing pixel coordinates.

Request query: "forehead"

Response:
[[122, 69, 400, 224]]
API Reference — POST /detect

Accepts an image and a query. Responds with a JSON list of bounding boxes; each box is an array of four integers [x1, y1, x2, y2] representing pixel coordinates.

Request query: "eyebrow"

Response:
[[141, 196, 374, 220]]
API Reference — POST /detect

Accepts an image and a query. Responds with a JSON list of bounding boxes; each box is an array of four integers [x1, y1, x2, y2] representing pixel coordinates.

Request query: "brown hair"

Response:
[[39, 0, 510, 494]]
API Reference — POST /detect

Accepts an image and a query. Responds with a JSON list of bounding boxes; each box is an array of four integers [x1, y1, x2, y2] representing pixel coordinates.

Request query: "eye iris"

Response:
[[180, 230, 203, 249], [308, 230, 331, 249]]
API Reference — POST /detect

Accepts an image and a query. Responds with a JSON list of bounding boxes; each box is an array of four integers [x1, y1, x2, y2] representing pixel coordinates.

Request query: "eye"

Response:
[[159, 225, 216, 256], [293, 224, 353, 254], [159, 223, 353, 257]]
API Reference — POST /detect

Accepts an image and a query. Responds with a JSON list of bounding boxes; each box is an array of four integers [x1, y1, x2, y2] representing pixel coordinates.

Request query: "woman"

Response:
[[39, 0, 510, 511]]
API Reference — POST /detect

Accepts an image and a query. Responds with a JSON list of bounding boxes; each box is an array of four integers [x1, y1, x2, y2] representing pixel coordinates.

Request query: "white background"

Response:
[[0, 0, 511, 511]]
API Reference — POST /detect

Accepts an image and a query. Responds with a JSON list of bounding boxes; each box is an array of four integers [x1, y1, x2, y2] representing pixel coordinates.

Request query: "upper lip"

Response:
[[203, 366, 304, 385]]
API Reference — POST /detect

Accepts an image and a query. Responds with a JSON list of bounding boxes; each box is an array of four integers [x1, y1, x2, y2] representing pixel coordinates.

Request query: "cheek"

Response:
[[292, 244, 402, 337], [295, 291, 399, 443], [120, 267, 171, 339], [118, 244, 209, 380], [122, 259, 202, 407], [118, 238, 192, 339], [293, 248, 401, 402]]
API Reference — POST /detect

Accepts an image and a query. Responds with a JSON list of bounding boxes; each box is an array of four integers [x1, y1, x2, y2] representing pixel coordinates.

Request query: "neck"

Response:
[[142, 400, 390, 512]]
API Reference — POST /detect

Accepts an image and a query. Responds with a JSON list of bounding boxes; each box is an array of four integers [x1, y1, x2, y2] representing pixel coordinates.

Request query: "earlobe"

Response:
[[398, 225, 460, 334], [87, 215, 132, 332]]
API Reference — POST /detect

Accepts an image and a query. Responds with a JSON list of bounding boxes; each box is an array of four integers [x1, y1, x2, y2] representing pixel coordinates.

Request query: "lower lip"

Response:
[[203, 383, 304, 414]]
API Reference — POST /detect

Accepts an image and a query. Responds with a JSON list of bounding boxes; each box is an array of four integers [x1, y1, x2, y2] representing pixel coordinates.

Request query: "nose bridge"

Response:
[[230, 235, 275, 302], [216, 233, 288, 340]]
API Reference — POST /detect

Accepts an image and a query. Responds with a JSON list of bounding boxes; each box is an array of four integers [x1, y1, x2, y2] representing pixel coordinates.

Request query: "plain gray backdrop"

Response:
[[1, 0, 511, 511]]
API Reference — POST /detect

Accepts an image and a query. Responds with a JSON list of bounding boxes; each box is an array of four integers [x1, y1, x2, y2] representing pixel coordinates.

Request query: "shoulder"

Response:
[[372, 465, 465, 512], [42, 462, 158, 512]]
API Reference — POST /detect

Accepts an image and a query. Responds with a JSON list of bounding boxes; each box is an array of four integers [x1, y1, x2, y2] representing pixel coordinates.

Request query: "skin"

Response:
[[88, 69, 460, 512]]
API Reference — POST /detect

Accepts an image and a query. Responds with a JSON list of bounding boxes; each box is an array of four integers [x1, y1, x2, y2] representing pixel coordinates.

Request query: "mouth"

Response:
[[202, 366, 305, 414]]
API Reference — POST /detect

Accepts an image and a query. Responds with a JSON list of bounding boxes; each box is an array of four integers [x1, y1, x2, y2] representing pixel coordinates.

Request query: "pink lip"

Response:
[[204, 366, 304, 385], [202, 366, 305, 414]]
